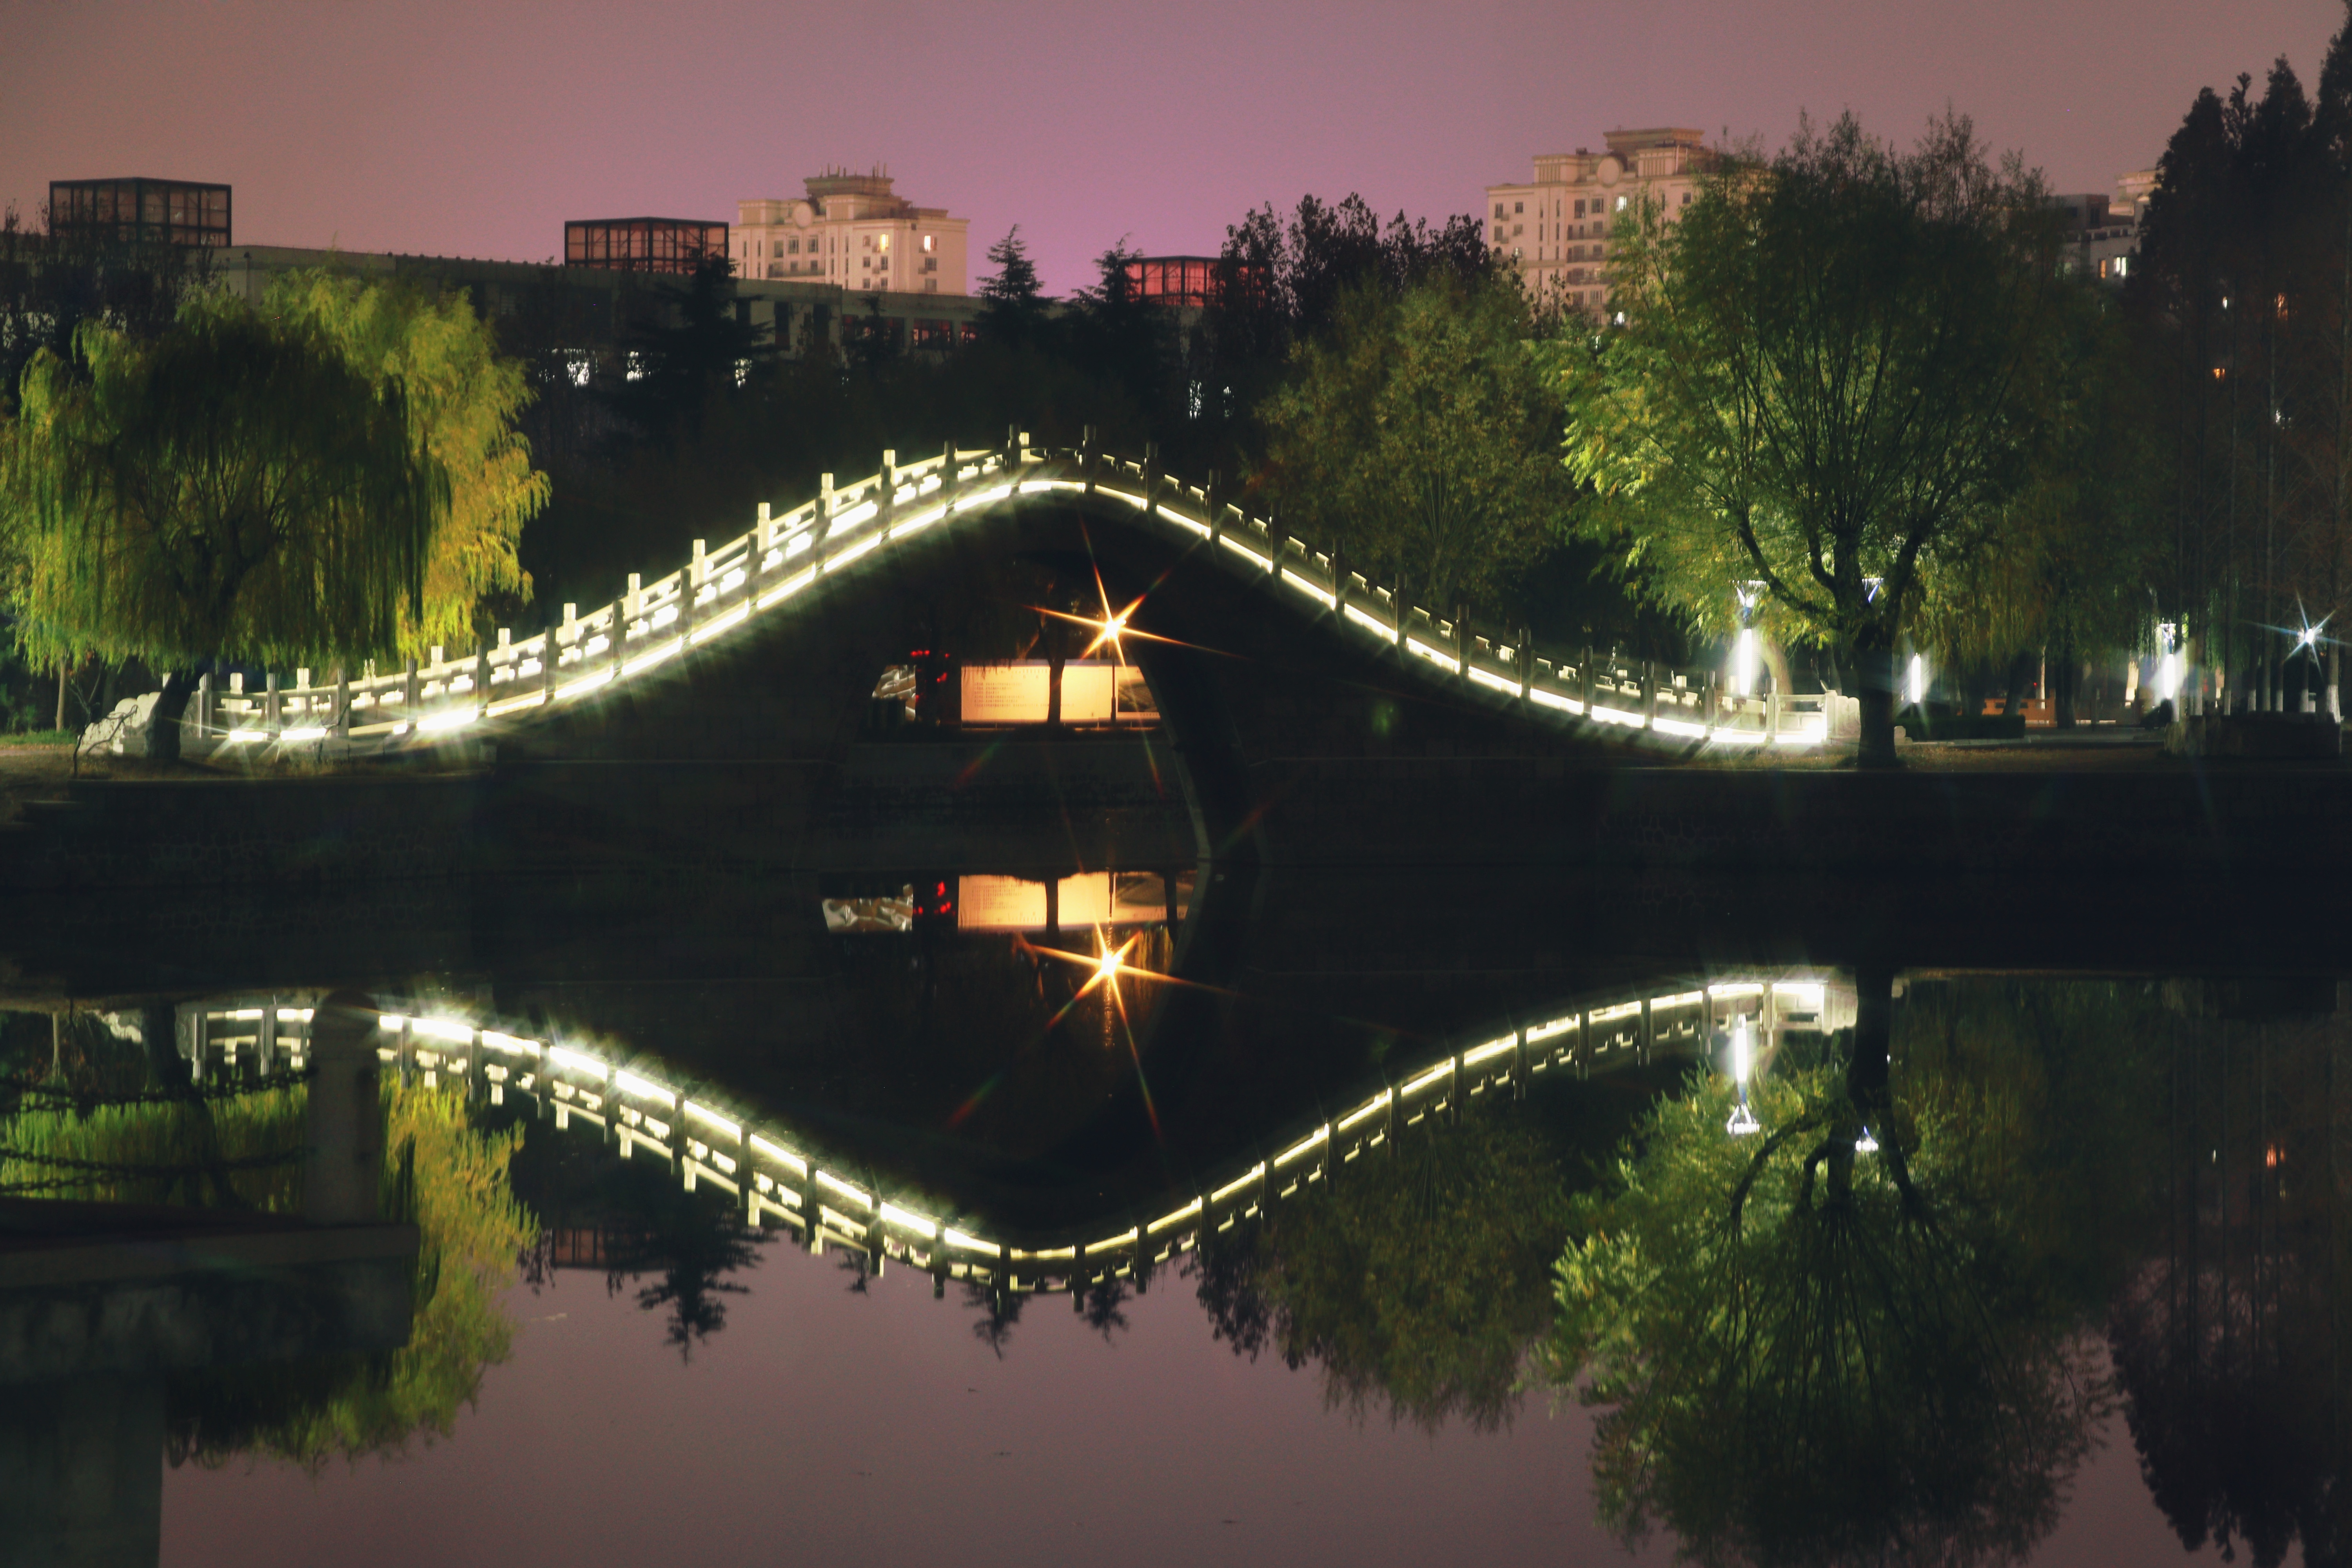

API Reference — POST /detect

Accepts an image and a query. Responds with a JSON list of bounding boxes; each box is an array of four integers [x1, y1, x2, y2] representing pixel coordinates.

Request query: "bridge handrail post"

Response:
[[1767, 687, 1782, 739], [1392, 579, 1408, 648], [474, 646, 490, 719], [264, 671, 281, 731], [680, 540, 703, 648], [755, 501, 774, 561], [403, 658, 419, 726], [1140, 442, 1158, 515], [334, 668, 349, 738], [1581, 646, 1595, 713], [818, 474, 835, 544], [1518, 626, 1533, 702], [1205, 472, 1221, 550], [1454, 606, 1470, 678], [940, 439, 955, 494], [609, 597, 626, 683], [1643, 661, 1659, 728], [877, 451, 896, 530], [1080, 425, 1095, 495], [196, 673, 212, 739], [1330, 546, 1348, 618]]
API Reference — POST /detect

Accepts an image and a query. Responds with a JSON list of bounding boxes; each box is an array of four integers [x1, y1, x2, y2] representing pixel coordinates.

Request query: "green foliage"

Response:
[[1259, 272, 1568, 613], [2, 1072, 534, 1468], [1541, 988, 2170, 1568], [1561, 113, 2089, 755], [267, 269, 547, 659], [0, 292, 439, 671], [1192, 1113, 1573, 1433], [173, 1085, 535, 1468], [976, 227, 1048, 347]]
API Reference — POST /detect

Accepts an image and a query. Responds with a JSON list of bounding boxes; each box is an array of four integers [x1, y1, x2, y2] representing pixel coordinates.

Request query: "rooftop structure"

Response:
[[735, 168, 969, 296], [1121, 256, 1269, 311], [564, 217, 729, 275], [1485, 128, 1713, 311], [47, 177, 230, 247]]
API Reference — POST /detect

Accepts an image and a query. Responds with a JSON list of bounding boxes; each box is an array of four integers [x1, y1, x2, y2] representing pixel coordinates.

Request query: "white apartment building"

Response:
[[734, 167, 969, 296], [1485, 127, 1712, 311]]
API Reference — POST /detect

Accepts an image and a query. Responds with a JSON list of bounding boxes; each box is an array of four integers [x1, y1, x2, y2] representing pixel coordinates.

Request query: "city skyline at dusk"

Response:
[[3, 0, 2340, 292]]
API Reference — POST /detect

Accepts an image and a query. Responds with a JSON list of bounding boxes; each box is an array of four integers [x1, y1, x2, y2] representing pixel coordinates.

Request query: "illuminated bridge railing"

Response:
[[174, 436, 1829, 757], [178, 971, 1851, 1298]]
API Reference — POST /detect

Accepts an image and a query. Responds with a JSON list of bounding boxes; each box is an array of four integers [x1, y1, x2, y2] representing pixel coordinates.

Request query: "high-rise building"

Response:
[[1483, 128, 1712, 311], [733, 169, 969, 296]]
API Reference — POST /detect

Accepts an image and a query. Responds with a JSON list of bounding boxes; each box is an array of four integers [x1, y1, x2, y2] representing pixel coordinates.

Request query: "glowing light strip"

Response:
[[755, 567, 818, 608], [684, 1099, 740, 1139], [1709, 982, 1764, 998], [1154, 504, 1210, 536], [277, 726, 329, 742], [815, 1169, 873, 1209], [956, 483, 1014, 510], [1273, 1127, 1329, 1167], [614, 1070, 676, 1108], [1400, 1061, 1456, 1096], [620, 637, 684, 679], [1405, 637, 1459, 671], [1085, 1229, 1139, 1253], [483, 691, 550, 717], [1217, 536, 1272, 570], [823, 534, 883, 573], [1586, 705, 1646, 728], [1656, 991, 1707, 1009], [1096, 485, 1146, 509], [1466, 666, 1518, 695], [1279, 569, 1336, 608], [1147, 1198, 1203, 1232], [377, 1014, 407, 1031], [748, 1134, 806, 1176], [1210, 1164, 1267, 1204], [831, 500, 880, 532], [276, 1008, 314, 1022], [414, 1017, 473, 1044], [1013, 1246, 1075, 1261], [1590, 1001, 1643, 1024], [944, 1228, 1000, 1256], [1709, 728, 1766, 746], [1341, 604, 1395, 639], [1529, 688, 1581, 713], [549, 1046, 609, 1080], [1654, 717, 1709, 739], [416, 711, 475, 735], [1774, 982, 1827, 1002], [552, 670, 615, 702], [1461, 1036, 1518, 1065], [878, 1202, 938, 1238], [1336, 1090, 1393, 1130], [1527, 1016, 1578, 1042], [481, 1031, 541, 1056], [686, 602, 750, 644], [888, 505, 948, 539]]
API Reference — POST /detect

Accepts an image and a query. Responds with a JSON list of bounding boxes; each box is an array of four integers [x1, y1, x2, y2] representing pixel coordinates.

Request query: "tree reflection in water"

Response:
[[1191, 1112, 1575, 1434], [1, 1042, 536, 1469], [2108, 1001, 2352, 1568], [1543, 980, 2168, 1568]]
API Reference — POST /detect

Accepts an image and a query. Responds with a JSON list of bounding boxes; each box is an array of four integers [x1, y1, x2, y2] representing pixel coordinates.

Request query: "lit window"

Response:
[[922, 234, 934, 253], [2115, 255, 2130, 278], [1616, 196, 1627, 211]]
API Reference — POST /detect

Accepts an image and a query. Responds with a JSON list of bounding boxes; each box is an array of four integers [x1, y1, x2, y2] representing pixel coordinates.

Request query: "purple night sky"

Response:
[[3, 0, 2343, 294]]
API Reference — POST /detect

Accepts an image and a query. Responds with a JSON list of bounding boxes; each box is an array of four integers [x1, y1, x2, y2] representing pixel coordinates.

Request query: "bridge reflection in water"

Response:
[[179, 971, 1853, 1301]]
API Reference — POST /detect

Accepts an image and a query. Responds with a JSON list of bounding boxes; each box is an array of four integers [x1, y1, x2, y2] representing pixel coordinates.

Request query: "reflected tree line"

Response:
[[12, 982, 2352, 1564]]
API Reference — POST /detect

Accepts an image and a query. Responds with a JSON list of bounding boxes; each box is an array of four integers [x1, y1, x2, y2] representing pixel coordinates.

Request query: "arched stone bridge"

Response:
[[182, 437, 1826, 764]]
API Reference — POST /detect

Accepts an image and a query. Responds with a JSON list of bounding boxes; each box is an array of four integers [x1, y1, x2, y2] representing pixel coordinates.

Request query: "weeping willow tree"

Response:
[[267, 270, 544, 659], [0, 270, 546, 751]]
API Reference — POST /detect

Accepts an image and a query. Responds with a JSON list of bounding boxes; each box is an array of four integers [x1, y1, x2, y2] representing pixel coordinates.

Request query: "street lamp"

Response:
[[1725, 1013, 1761, 1136]]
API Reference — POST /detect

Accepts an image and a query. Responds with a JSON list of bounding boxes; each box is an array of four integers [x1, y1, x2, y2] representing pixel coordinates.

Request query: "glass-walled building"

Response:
[[47, 177, 230, 247], [564, 217, 729, 274]]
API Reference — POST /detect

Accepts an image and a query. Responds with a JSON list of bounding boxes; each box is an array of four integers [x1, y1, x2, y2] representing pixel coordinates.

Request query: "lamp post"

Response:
[[1725, 1012, 1761, 1136]]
